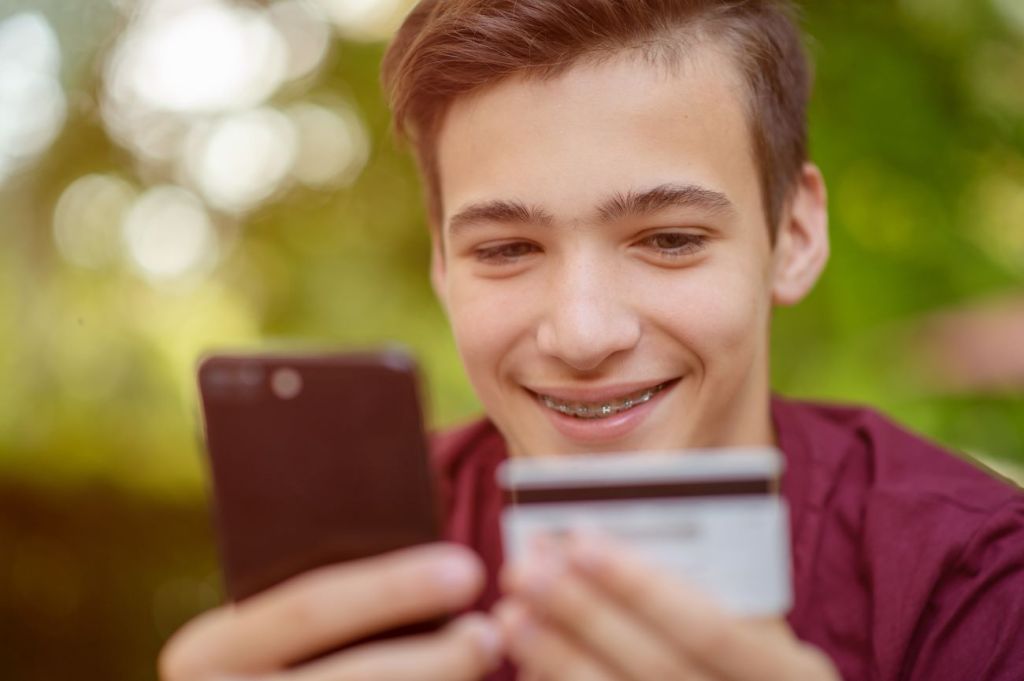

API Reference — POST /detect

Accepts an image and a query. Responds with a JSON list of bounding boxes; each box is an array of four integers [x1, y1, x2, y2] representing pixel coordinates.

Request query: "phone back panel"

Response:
[[198, 352, 441, 602]]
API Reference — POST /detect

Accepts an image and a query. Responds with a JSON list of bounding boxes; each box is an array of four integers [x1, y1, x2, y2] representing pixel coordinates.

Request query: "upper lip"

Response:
[[524, 379, 676, 403]]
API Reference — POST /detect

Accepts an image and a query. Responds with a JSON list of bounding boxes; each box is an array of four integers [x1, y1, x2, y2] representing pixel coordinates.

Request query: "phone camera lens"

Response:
[[238, 365, 264, 387], [206, 368, 232, 387], [271, 367, 302, 399]]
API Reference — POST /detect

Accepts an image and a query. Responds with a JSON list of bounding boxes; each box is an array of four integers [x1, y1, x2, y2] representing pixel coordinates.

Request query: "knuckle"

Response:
[[636, 652, 691, 681], [449, 634, 491, 676], [396, 550, 481, 610], [446, 618, 499, 675], [570, 659, 614, 681], [279, 576, 339, 633], [380, 548, 444, 591], [691, 616, 737, 660], [549, 571, 600, 625], [626, 573, 666, 614], [390, 561, 439, 600], [544, 571, 580, 610], [284, 558, 412, 629], [363, 564, 440, 617], [279, 553, 461, 636]]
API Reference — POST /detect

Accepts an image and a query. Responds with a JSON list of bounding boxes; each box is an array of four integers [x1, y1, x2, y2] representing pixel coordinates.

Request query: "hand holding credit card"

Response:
[[498, 448, 791, 616]]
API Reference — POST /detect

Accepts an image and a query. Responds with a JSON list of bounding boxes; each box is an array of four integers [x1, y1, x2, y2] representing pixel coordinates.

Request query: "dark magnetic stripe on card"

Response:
[[504, 478, 771, 504]]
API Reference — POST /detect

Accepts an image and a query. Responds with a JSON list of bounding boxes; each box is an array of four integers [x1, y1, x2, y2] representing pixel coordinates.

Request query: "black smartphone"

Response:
[[196, 350, 444, 616]]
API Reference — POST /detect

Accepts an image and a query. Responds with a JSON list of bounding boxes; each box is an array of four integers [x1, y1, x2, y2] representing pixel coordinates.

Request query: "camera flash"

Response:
[[271, 367, 302, 399]]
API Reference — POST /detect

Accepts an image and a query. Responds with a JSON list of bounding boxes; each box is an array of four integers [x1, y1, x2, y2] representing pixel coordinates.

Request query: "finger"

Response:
[[264, 613, 503, 681], [564, 531, 829, 681], [159, 543, 483, 680], [495, 600, 617, 681], [503, 549, 710, 681]]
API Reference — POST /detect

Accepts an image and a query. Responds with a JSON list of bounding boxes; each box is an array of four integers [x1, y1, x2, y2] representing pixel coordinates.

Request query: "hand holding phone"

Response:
[[158, 543, 503, 680], [158, 351, 504, 680]]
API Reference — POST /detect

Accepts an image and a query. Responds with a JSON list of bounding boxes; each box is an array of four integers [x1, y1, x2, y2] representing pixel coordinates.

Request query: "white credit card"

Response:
[[497, 448, 792, 617]]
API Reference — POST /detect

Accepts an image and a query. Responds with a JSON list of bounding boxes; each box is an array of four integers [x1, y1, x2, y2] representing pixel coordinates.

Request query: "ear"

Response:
[[772, 162, 830, 306], [430, 228, 449, 313]]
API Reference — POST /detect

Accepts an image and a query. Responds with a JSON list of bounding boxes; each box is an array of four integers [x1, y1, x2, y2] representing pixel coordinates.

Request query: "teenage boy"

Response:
[[160, 1, 1024, 680]]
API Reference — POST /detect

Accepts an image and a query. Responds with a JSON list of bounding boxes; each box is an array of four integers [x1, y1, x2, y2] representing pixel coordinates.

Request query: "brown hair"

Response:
[[382, 0, 812, 235]]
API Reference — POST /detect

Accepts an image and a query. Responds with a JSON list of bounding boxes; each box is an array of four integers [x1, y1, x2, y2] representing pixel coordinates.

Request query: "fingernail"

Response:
[[455, 614, 503, 668], [433, 552, 479, 595], [472, 618, 504, 665], [497, 600, 536, 643], [511, 608, 537, 643]]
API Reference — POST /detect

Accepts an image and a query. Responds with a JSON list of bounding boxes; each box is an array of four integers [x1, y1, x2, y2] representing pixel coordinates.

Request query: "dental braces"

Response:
[[541, 382, 667, 419]]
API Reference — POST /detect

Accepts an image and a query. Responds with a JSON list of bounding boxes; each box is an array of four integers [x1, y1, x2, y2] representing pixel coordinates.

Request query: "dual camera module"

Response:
[[202, 362, 303, 400]]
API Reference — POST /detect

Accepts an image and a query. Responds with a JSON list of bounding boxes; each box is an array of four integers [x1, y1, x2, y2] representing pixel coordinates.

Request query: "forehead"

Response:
[[434, 44, 762, 228]]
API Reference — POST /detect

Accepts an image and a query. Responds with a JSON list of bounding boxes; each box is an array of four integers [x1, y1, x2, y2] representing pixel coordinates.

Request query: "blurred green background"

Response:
[[1, 0, 1022, 678]]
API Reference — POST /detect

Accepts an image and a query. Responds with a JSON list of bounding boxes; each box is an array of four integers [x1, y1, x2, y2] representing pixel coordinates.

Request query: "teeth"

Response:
[[540, 382, 668, 419]]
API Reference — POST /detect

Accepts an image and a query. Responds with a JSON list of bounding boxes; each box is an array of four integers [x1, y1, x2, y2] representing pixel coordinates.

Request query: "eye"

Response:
[[474, 241, 541, 264], [637, 231, 708, 258]]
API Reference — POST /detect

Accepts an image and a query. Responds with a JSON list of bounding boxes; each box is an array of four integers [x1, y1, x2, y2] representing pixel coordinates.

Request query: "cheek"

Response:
[[646, 256, 771, 364], [444, 272, 538, 381]]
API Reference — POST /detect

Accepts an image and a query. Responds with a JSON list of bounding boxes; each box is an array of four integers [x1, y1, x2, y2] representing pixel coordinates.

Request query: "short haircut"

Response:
[[382, 0, 812, 236]]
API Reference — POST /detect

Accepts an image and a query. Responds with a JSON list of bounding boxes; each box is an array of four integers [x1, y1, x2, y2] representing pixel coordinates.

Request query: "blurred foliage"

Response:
[[777, 0, 1024, 462], [1, 0, 1023, 679]]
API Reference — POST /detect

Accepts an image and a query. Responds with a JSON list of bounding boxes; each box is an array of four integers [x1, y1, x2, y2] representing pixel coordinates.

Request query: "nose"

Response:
[[536, 254, 642, 372]]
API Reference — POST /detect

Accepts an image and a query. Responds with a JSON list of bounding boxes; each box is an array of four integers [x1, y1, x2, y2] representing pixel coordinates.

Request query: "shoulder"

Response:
[[776, 395, 1022, 564], [774, 396, 1021, 513], [776, 397, 1024, 679], [905, 493, 1024, 680]]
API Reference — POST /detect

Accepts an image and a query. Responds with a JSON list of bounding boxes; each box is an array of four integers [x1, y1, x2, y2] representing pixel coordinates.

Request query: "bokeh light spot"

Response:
[[992, 0, 1024, 36], [968, 166, 1024, 274], [53, 174, 137, 269], [122, 185, 218, 283], [0, 10, 61, 74], [269, 0, 332, 82], [112, 3, 287, 114], [317, 0, 408, 41], [183, 108, 298, 213], [287, 100, 370, 188], [0, 12, 66, 183]]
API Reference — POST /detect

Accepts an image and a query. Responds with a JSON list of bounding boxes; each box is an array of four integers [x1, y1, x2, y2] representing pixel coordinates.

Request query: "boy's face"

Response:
[[432, 45, 820, 457]]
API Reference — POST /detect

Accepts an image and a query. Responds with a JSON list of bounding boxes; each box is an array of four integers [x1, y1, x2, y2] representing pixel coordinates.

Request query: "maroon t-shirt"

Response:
[[431, 396, 1024, 681]]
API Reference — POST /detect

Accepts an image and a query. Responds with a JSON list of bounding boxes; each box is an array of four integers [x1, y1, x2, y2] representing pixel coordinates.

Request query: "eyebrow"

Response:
[[596, 183, 736, 223], [447, 200, 555, 235], [446, 183, 734, 234]]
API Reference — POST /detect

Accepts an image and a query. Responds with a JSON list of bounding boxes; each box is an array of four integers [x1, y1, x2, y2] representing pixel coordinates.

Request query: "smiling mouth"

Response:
[[535, 381, 672, 420]]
